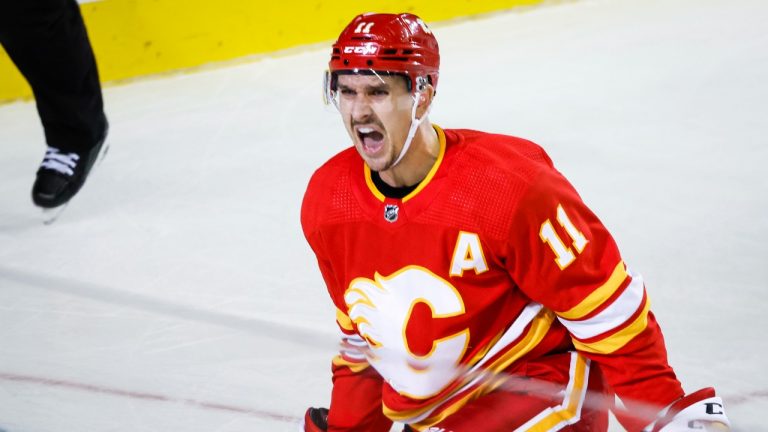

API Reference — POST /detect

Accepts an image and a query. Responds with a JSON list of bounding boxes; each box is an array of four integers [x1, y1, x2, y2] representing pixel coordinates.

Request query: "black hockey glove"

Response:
[[302, 406, 415, 432], [302, 407, 328, 432]]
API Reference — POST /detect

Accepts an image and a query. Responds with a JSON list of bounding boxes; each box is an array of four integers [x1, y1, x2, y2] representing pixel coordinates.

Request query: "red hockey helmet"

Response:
[[325, 13, 440, 101]]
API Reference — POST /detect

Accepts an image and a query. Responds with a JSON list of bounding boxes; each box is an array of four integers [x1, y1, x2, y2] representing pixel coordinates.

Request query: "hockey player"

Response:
[[300, 13, 730, 432]]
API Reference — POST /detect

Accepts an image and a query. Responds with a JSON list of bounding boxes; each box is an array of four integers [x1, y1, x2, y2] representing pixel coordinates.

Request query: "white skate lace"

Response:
[[40, 147, 80, 176]]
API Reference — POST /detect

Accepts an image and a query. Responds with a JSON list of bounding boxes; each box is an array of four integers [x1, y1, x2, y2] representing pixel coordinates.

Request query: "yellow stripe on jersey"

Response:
[[363, 165, 387, 202], [483, 309, 556, 375], [406, 383, 496, 431], [557, 261, 628, 320], [332, 354, 370, 373], [402, 125, 447, 203], [519, 353, 590, 432], [558, 271, 646, 340], [388, 308, 556, 427], [336, 308, 370, 371], [571, 296, 651, 354], [336, 308, 355, 332], [363, 124, 447, 203]]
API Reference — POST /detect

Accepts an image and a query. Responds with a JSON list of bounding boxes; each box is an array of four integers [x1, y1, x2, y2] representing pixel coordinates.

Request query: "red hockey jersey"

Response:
[[301, 126, 683, 431]]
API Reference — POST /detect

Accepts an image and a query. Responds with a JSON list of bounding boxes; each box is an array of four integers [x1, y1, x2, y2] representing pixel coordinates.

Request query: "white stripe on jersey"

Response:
[[558, 269, 645, 340], [403, 303, 544, 424]]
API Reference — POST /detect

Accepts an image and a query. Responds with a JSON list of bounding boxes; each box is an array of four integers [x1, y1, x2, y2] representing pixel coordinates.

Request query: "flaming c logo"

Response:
[[344, 266, 469, 399]]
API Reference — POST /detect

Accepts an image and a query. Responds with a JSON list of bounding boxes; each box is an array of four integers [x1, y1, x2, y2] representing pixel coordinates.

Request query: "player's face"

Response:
[[336, 74, 415, 172]]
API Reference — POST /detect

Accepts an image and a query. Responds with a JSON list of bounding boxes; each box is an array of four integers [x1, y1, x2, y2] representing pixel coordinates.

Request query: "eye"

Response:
[[370, 89, 389, 96], [339, 88, 356, 96]]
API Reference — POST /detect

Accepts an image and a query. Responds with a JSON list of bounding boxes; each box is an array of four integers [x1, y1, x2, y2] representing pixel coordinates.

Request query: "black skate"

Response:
[[31, 120, 109, 222]]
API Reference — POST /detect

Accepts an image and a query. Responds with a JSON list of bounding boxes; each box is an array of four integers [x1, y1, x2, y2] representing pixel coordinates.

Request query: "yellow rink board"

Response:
[[0, 0, 543, 103]]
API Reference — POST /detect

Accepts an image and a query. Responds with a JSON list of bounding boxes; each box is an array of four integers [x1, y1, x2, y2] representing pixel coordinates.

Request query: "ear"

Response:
[[415, 84, 435, 118]]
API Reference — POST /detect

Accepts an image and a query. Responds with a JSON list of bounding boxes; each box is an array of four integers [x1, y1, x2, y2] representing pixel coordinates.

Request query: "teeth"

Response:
[[358, 127, 374, 133]]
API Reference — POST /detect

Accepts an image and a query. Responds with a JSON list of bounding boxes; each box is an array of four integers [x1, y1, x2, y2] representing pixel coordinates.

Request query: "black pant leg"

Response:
[[0, 0, 106, 153]]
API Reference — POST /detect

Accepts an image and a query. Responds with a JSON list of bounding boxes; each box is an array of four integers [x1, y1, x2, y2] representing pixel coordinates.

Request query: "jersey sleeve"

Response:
[[327, 309, 392, 432], [301, 185, 391, 432], [504, 166, 684, 430]]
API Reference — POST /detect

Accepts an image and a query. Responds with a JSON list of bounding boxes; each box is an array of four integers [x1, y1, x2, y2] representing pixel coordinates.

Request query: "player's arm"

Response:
[[301, 305, 392, 431], [505, 167, 728, 431], [300, 227, 392, 431], [325, 308, 392, 431], [303, 362, 391, 432]]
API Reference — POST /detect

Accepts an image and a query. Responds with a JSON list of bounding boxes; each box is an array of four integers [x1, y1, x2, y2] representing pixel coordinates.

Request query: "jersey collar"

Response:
[[364, 124, 447, 203]]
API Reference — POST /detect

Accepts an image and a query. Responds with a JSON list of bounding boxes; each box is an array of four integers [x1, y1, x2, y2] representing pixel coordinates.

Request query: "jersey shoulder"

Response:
[[444, 128, 555, 183], [301, 147, 362, 236], [421, 128, 559, 241]]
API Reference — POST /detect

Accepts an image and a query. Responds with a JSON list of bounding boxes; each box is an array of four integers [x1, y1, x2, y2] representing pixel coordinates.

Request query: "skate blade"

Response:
[[41, 203, 69, 225], [96, 141, 110, 167]]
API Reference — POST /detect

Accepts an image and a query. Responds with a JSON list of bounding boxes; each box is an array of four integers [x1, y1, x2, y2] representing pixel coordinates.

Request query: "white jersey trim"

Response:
[[402, 303, 544, 424], [558, 269, 645, 340]]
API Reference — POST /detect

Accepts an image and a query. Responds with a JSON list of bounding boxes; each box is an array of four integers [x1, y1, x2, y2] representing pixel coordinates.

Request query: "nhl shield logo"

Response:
[[384, 204, 399, 223]]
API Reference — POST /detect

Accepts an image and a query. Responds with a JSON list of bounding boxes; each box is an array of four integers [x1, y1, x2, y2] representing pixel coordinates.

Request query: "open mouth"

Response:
[[356, 127, 385, 155]]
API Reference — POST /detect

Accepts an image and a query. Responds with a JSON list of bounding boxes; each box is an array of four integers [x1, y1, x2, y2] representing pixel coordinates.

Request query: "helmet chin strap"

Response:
[[391, 90, 431, 168]]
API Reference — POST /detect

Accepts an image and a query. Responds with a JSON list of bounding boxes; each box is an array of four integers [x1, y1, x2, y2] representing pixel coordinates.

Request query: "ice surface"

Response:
[[1, 0, 766, 430]]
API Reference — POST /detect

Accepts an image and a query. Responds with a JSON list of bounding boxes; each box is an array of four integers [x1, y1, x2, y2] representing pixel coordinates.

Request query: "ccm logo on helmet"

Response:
[[343, 45, 379, 55]]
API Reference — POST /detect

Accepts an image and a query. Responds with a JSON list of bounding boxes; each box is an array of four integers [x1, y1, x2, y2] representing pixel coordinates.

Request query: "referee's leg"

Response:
[[0, 0, 106, 153]]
